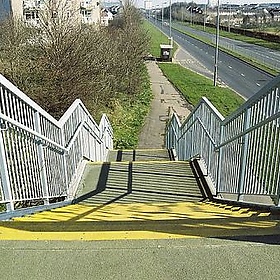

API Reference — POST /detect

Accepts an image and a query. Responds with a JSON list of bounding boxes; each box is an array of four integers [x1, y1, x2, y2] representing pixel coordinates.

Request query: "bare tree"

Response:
[[0, 1, 149, 120]]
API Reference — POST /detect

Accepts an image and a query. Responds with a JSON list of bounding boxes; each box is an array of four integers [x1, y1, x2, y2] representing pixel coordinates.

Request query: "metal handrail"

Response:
[[0, 74, 113, 213], [166, 73, 280, 207]]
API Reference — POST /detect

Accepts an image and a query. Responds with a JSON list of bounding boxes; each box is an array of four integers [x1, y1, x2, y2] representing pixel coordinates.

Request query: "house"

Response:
[[100, 8, 113, 26], [270, 9, 280, 23], [80, 0, 100, 25], [1, 0, 101, 25]]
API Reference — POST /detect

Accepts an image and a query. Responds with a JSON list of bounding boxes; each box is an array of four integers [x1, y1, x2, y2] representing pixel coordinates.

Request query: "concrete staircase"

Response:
[[0, 149, 279, 242]]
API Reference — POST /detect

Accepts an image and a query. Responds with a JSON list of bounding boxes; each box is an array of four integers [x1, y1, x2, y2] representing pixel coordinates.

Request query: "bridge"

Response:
[[0, 72, 280, 278]]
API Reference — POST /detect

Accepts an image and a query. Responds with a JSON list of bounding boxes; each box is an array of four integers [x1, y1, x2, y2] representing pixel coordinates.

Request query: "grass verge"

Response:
[[143, 20, 178, 58], [183, 22, 280, 51], [159, 63, 244, 117]]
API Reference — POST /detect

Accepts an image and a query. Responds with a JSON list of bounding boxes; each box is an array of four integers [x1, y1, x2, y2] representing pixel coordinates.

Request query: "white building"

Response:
[[144, 0, 151, 10], [100, 8, 113, 26], [2, 0, 101, 25]]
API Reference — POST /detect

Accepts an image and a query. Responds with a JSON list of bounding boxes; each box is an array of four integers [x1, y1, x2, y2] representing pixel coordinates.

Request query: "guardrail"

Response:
[[0, 74, 113, 213], [166, 74, 280, 207], [211, 37, 280, 73]]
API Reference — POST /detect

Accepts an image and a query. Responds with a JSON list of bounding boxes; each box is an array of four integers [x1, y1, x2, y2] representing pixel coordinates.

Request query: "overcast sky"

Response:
[[136, 0, 280, 8]]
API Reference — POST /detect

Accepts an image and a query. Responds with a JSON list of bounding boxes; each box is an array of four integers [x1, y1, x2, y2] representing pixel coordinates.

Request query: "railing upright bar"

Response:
[[60, 126, 69, 198], [0, 129, 14, 211], [216, 124, 224, 195], [236, 109, 251, 201], [34, 112, 49, 205]]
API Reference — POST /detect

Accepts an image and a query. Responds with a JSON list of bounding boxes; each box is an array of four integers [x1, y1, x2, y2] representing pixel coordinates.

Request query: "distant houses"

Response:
[[0, 0, 121, 26]]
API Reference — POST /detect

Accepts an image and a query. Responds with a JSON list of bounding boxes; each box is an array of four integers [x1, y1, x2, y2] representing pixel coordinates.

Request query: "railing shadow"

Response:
[[0, 161, 279, 245]]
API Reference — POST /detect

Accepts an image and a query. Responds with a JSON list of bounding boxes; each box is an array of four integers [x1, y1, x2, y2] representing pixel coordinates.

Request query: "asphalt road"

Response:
[[150, 19, 274, 99], [172, 21, 280, 72]]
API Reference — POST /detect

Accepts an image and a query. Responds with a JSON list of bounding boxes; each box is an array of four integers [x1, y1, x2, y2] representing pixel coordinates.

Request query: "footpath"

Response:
[[138, 47, 213, 148]]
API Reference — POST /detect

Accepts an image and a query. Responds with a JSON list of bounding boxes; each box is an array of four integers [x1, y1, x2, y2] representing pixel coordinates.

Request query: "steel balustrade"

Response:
[[0, 74, 113, 213], [166, 74, 280, 207]]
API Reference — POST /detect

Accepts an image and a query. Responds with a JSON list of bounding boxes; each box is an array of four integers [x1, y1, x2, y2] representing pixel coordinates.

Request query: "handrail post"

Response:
[[216, 124, 224, 196], [237, 109, 251, 201], [60, 127, 69, 198], [276, 187, 280, 207], [34, 112, 49, 205], [0, 127, 14, 211]]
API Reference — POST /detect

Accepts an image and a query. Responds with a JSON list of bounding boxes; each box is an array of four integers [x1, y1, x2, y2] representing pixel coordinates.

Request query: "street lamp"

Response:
[[214, 0, 220, 86], [203, 1, 207, 31], [181, 1, 185, 22], [190, 1, 193, 25], [228, 2, 231, 32], [162, 1, 167, 31], [169, 0, 172, 44]]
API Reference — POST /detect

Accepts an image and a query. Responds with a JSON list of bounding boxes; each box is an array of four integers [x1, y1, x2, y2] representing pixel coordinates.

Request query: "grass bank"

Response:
[[159, 63, 244, 117], [109, 67, 152, 149], [183, 22, 280, 51], [143, 20, 178, 58]]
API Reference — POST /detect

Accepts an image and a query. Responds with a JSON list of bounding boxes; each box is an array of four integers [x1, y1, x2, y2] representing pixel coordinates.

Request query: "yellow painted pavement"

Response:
[[0, 201, 278, 241]]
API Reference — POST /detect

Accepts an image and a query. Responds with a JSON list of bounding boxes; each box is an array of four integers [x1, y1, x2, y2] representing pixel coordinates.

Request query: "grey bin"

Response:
[[160, 44, 173, 62]]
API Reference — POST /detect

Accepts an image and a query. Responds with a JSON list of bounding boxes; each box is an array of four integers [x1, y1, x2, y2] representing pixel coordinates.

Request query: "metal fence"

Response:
[[0, 74, 113, 213], [166, 74, 280, 207], [212, 37, 280, 73]]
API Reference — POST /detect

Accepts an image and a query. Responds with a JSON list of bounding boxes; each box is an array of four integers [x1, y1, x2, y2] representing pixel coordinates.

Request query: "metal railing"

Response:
[[0, 74, 113, 213], [166, 74, 280, 207], [211, 37, 280, 73]]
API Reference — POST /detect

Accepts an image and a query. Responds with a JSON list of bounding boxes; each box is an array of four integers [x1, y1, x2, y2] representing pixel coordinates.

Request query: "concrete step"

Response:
[[76, 160, 203, 204], [3, 159, 279, 242], [107, 149, 171, 162]]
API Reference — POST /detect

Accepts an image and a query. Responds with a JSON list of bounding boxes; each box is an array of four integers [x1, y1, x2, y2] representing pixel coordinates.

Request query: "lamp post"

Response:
[[228, 2, 231, 32], [162, 1, 167, 30], [214, 0, 220, 86], [203, 1, 207, 31], [190, 1, 193, 25], [169, 0, 172, 41]]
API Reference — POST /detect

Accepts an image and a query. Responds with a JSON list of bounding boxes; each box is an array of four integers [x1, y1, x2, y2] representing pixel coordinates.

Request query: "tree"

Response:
[[0, 0, 149, 120]]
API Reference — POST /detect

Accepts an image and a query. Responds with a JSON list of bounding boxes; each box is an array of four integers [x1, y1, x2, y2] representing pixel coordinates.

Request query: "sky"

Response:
[[136, 0, 280, 8]]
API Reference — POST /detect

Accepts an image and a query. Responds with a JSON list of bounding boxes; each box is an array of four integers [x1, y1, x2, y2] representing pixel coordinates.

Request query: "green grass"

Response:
[[142, 20, 178, 58], [159, 63, 244, 117], [180, 22, 280, 51], [109, 66, 152, 149]]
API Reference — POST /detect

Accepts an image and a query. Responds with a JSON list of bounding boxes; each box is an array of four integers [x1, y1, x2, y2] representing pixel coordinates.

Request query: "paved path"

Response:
[[138, 47, 216, 149], [138, 60, 191, 149]]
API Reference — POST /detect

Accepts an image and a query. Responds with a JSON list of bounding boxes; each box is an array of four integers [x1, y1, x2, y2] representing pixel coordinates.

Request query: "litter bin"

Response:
[[160, 44, 173, 62]]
